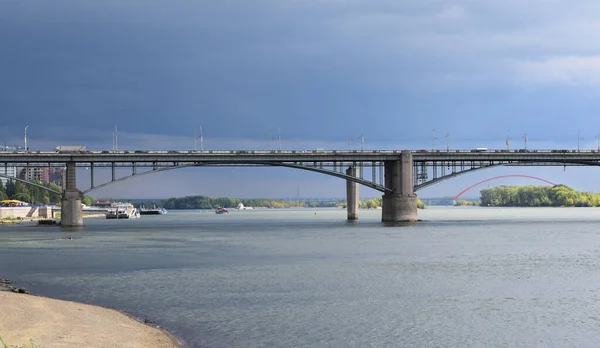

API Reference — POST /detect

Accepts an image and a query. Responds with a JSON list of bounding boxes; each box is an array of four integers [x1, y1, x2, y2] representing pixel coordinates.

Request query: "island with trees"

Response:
[[479, 185, 600, 207]]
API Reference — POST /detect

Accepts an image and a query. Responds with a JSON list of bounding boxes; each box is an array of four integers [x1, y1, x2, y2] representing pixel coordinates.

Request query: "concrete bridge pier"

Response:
[[346, 166, 359, 220], [382, 151, 418, 222], [61, 161, 83, 227]]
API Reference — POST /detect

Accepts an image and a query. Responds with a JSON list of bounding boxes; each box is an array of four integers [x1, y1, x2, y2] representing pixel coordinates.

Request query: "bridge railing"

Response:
[[1, 149, 600, 155]]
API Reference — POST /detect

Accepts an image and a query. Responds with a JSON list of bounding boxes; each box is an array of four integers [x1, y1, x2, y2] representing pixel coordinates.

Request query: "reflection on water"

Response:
[[2, 207, 600, 347]]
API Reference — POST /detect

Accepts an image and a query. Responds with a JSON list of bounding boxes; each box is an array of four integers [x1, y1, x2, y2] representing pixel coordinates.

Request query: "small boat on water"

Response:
[[140, 205, 168, 215], [236, 202, 255, 210], [215, 207, 229, 214]]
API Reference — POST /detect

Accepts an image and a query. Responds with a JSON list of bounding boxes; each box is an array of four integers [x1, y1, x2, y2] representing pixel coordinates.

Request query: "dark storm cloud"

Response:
[[4, 0, 600, 145]]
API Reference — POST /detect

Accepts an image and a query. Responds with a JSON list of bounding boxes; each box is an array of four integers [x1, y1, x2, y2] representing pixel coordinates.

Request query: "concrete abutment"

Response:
[[381, 151, 418, 222], [60, 161, 83, 227], [346, 166, 359, 221]]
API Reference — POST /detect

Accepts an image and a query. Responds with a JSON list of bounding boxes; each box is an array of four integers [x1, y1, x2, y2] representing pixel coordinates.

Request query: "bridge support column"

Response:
[[60, 161, 83, 227], [382, 151, 418, 222], [346, 166, 359, 221]]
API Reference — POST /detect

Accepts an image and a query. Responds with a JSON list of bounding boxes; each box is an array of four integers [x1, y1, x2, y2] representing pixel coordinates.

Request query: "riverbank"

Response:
[[0, 213, 106, 225], [0, 284, 182, 347]]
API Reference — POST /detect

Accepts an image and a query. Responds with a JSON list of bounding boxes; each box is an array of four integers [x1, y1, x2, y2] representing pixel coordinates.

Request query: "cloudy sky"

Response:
[[3, 0, 600, 199]]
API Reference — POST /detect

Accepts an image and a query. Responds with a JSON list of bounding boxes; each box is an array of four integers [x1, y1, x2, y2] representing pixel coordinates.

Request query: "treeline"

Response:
[[0, 179, 94, 205], [455, 199, 479, 206], [0, 179, 61, 204], [129, 196, 343, 210], [128, 195, 426, 210], [357, 197, 426, 209], [480, 185, 600, 207]]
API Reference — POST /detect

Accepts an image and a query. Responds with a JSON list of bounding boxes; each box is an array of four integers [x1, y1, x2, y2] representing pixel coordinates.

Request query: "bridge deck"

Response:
[[1, 150, 600, 165]]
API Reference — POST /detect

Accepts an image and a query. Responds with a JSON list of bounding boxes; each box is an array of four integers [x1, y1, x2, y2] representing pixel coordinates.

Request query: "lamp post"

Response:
[[360, 130, 364, 151], [199, 126, 203, 151], [431, 129, 438, 151], [578, 130, 583, 152], [523, 133, 528, 150], [596, 133, 600, 152], [506, 129, 512, 151], [269, 129, 272, 151], [277, 127, 281, 150], [445, 133, 450, 152], [24, 126, 28, 152]]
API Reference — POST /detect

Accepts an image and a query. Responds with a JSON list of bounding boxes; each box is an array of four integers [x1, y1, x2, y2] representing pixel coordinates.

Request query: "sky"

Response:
[[3, 0, 600, 199]]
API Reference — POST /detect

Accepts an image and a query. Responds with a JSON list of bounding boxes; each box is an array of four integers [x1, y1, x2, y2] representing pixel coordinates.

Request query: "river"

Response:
[[2, 207, 600, 347]]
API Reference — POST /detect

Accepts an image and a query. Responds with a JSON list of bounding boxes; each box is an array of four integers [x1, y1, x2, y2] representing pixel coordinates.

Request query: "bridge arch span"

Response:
[[452, 174, 557, 200], [82, 162, 392, 195]]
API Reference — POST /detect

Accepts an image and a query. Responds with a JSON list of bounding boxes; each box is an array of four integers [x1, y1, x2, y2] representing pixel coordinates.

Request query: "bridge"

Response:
[[1, 149, 599, 226]]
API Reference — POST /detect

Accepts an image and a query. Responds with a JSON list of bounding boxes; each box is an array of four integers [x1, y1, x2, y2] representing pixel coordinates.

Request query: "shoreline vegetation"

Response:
[[0, 280, 182, 347], [126, 195, 427, 210], [0, 179, 94, 206], [449, 185, 600, 207], [479, 185, 600, 207]]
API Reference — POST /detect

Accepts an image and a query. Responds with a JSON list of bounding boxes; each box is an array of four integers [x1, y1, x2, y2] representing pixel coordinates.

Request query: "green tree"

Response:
[[5, 180, 15, 199], [47, 182, 62, 203], [13, 182, 31, 202], [0, 180, 6, 200], [82, 196, 94, 206]]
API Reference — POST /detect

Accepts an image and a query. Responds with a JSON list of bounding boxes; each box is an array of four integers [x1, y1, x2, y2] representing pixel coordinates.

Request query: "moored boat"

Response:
[[215, 207, 229, 214], [106, 203, 140, 219], [140, 205, 168, 215], [105, 208, 118, 219]]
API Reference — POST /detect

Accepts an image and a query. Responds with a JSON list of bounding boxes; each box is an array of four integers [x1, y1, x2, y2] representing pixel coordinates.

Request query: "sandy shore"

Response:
[[0, 292, 182, 347]]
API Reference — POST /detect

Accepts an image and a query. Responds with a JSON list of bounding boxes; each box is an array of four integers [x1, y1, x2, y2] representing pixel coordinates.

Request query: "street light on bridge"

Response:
[[113, 126, 118, 151], [24, 126, 28, 152], [199, 126, 203, 151], [269, 129, 272, 151], [277, 127, 281, 150], [431, 129, 438, 151], [522, 133, 528, 150], [445, 133, 450, 152], [578, 130, 583, 152], [360, 129, 364, 151]]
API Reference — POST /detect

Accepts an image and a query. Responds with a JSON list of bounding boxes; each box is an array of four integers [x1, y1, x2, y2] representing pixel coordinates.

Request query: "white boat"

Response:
[[236, 202, 255, 210], [106, 203, 140, 219]]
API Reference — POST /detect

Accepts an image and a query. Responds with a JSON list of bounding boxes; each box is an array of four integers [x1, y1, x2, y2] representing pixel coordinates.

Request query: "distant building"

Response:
[[94, 198, 112, 208], [48, 168, 64, 187], [19, 167, 50, 183], [0, 166, 17, 186]]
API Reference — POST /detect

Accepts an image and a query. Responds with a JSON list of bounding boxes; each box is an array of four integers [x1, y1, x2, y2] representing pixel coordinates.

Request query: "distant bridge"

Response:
[[451, 174, 557, 201]]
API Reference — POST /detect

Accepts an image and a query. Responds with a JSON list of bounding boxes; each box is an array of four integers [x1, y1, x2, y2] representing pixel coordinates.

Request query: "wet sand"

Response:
[[0, 292, 182, 347]]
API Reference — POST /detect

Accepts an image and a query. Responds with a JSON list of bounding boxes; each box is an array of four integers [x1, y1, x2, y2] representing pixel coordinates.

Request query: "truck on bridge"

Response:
[[56, 146, 86, 153]]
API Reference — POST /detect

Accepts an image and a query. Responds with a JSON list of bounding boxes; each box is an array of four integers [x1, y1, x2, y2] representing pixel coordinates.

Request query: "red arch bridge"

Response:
[[451, 174, 557, 201]]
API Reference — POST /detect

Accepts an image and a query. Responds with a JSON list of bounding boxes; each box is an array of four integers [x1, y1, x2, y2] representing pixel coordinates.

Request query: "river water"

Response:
[[2, 207, 600, 347]]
